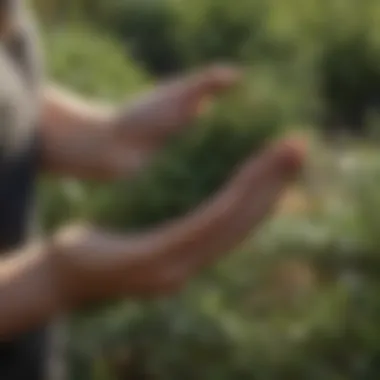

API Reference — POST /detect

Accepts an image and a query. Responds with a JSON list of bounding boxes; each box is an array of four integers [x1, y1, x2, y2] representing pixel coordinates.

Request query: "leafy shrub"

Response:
[[85, 78, 288, 230], [44, 24, 149, 99], [31, 1, 380, 379]]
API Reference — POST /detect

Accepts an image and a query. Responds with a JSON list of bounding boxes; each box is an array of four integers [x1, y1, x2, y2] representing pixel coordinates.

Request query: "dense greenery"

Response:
[[30, 0, 380, 378]]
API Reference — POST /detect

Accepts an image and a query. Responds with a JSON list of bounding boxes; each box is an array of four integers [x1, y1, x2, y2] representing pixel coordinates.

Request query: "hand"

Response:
[[55, 137, 306, 300], [40, 64, 240, 179], [112, 64, 240, 170]]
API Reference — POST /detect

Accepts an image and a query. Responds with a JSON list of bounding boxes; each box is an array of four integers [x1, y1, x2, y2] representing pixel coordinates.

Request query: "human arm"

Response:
[[39, 65, 239, 180], [0, 138, 305, 339]]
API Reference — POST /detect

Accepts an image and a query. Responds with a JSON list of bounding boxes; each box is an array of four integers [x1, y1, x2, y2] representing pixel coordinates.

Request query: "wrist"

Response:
[[50, 224, 94, 308]]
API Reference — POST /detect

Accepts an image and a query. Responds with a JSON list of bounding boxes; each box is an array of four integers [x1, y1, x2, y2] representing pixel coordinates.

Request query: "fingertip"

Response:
[[283, 137, 308, 163], [273, 136, 308, 172], [203, 64, 243, 90]]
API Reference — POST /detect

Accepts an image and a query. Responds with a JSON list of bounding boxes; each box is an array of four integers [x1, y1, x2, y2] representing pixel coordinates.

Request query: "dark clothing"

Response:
[[0, 133, 39, 249], [0, 133, 47, 380], [0, 10, 53, 380]]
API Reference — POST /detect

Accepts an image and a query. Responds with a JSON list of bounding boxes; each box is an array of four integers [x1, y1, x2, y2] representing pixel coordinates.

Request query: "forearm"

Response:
[[0, 242, 61, 339], [0, 208, 232, 338], [0, 195, 238, 339], [51, 183, 248, 303], [40, 85, 157, 180], [0, 138, 302, 339], [54, 143, 294, 302], [40, 85, 121, 179], [40, 66, 235, 180]]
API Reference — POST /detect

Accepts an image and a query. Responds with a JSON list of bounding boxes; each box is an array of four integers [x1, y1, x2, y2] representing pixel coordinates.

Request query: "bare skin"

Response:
[[0, 63, 307, 338], [40, 66, 241, 179]]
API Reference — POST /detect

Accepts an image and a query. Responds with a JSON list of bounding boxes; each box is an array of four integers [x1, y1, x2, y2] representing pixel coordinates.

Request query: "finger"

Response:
[[189, 64, 241, 103], [215, 136, 308, 237], [179, 63, 240, 94], [119, 136, 307, 291], [160, 64, 240, 93], [195, 64, 242, 93], [143, 136, 307, 257], [182, 65, 242, 118], [232, 136, 307, 196], [166, 137, 308, 276], [148, 64, 241, 124]]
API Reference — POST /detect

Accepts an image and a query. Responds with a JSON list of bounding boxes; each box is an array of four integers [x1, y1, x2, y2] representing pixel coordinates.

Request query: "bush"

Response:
[[84, 77, 290, 230], [31, 1, 380, 379], [44, 24, 149, 99], [93, 0, 186, 76], [68, 154, 380, 379], [319, 32, 380, 136]]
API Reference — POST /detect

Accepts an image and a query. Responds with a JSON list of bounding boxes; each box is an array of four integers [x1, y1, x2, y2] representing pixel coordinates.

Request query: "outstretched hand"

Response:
[[56, 137, 306, 299], [120, 137, 306, 296], [111, 65, 241, 171]]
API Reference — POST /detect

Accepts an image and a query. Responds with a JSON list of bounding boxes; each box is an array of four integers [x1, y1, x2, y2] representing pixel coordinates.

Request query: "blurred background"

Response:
[[31, 0, 380, 378]]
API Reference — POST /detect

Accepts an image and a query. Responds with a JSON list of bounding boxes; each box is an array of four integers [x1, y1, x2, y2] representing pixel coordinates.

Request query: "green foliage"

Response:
[[87, 82, 285, 230], [59, 0, 380, 133], [95, 0, 185, 76], [30, 0, 380, 379], [44, 24, 149, 99], [38, 25, 149, 232]]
